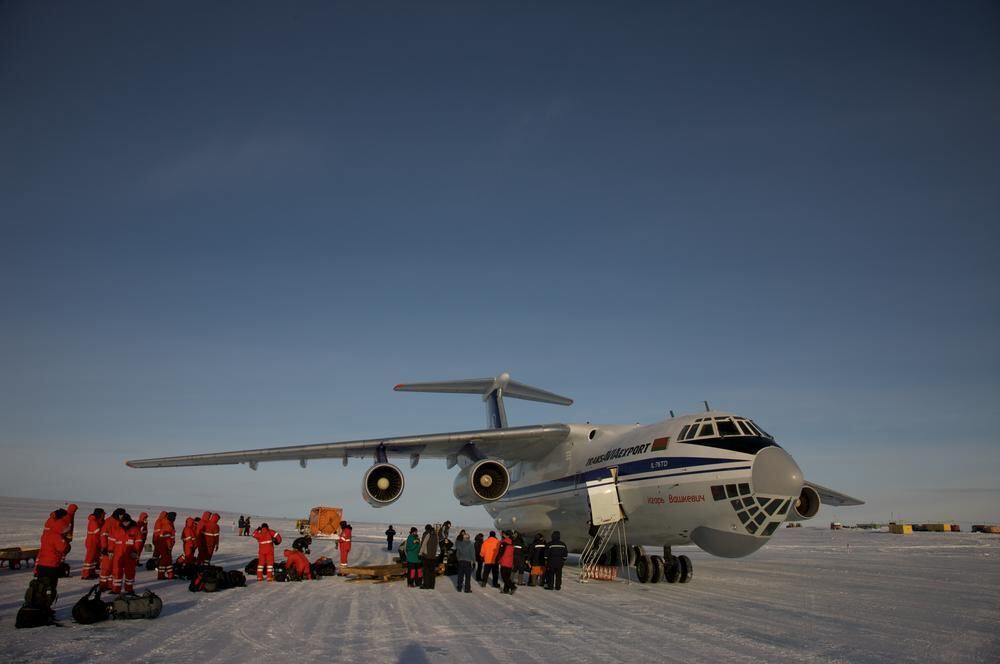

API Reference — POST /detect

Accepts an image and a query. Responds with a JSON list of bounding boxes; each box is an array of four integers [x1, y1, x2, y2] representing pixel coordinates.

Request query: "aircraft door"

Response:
[[586, 466, 623, 526]]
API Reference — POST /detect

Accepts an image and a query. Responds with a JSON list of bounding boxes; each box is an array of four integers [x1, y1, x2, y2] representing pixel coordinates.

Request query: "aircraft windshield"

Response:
[[678, 416, 774, 442]]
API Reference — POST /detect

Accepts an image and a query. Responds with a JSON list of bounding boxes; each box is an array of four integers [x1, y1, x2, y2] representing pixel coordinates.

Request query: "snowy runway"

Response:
[[2, 497, 998, 663]]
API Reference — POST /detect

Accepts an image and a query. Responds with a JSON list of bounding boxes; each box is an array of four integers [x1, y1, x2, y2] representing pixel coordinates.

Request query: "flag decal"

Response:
[[651, 437, 670, 451]]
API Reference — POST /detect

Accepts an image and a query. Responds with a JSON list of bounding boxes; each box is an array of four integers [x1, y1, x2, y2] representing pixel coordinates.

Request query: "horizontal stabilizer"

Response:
[[806, 480, 865, 507], [394, 372, 572, 406]]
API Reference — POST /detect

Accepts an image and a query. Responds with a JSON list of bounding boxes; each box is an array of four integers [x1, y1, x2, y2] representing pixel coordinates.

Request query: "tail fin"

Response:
[[393, 372, 573, 429]]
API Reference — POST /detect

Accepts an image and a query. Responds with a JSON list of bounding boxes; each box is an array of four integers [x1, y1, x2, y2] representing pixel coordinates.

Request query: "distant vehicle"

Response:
[[127, 373, 863, 585], [830, 522, 843, 530]]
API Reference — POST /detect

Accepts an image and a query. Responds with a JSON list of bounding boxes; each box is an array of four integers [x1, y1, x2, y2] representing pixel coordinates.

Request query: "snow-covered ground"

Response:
[[1, 496, 998, 663]]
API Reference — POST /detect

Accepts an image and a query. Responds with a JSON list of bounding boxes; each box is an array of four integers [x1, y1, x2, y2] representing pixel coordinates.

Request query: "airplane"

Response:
[[127, 372, 863, 584]]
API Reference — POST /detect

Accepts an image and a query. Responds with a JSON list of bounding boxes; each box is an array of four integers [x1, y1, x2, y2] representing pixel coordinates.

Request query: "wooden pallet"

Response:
[[338, 562, 446, 582]]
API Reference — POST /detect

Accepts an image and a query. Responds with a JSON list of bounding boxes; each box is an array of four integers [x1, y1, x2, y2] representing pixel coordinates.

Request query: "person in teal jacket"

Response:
[[405, 527, 421, 588]]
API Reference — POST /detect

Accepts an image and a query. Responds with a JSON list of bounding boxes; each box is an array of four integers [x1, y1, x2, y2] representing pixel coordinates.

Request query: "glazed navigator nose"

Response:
[[752, 446, 804, 497]]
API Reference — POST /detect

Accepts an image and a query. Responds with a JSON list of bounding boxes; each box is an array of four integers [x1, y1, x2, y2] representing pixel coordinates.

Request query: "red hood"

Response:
[[138, 512, 148, 523], [210, 513, 221, 524]]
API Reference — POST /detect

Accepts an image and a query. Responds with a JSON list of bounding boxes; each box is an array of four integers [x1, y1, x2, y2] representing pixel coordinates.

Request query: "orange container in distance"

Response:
[[309, 507, 344, 539]]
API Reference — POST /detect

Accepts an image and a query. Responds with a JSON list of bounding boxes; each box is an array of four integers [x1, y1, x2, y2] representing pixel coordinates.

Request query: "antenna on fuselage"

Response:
[[704, 400, 710, 412], [669, 410, 675, 418]]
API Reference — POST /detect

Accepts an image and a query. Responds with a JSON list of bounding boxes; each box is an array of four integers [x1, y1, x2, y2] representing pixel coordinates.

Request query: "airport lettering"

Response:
[[668, 494, 705, 504], [586, 442, 651, 466]]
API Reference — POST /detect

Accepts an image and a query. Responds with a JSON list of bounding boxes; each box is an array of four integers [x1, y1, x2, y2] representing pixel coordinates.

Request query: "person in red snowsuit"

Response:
[[252, 523, 282, 582], [151, 511, 166, 560], [98, 508, 125, 590], [111, 514, 143, 593], [153, 512, 176, 579], [81, 508, 105, 580], [199, 513, 221, 563], [180, 516, 198, 564], [136, 512, 149, 563], [35, 504, 78, 594], [283, 548, 312, 580], [192, 512, 210, 562], [338, 521, 352, 566]]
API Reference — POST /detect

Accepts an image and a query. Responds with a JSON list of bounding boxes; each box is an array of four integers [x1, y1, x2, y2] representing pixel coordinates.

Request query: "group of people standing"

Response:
[[399, 522, 568, 593], [474, 530, 567, 592], [31, 504, 223, 604], [236, 515, 252, 536]]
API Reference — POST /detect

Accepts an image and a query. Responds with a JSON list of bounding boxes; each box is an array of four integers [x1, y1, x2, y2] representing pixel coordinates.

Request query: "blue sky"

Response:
[[1, 2, 998, 528]]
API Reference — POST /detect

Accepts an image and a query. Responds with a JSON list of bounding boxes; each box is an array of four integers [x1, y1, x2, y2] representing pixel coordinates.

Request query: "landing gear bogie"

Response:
[[649, 555, 664, 583]]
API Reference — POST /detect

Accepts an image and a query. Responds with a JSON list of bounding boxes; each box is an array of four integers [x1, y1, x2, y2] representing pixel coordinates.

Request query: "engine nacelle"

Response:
[[786, 485, 821, 522], [362, 463, 405, 508], [453, 459, 510, 506]]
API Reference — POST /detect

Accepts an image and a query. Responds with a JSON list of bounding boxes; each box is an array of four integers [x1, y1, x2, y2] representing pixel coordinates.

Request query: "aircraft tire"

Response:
[[678, 555, 693, 583], [630, 546, 643, 567], [635, 555, 651, 583], [663, 557, 681, 583], [649, 555, 663, 583]]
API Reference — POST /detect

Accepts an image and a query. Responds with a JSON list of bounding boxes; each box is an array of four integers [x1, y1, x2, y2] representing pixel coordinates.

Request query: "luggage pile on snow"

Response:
[[16, 577, 58, 628], [69, 584, 163, 624], [188, 565, 247, 592]]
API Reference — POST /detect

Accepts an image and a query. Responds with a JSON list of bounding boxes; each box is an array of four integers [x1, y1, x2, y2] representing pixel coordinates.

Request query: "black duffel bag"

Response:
[[145, 557, 158, 572], [311, 557, 336, 577], [16, 605, 54, 629], [227, 570, 247, 588], [112, 590, 163, 619], [202, 566, 230, 593], [244, 558, 259, 576], [73, 585, 109, 625]]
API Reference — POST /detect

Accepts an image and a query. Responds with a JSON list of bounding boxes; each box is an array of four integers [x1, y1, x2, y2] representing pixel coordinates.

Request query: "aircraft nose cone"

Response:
[[752, 446, 804, 497]]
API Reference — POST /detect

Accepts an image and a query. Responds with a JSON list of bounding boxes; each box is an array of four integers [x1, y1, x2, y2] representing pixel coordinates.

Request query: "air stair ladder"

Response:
[[578, 520, 629, 583]]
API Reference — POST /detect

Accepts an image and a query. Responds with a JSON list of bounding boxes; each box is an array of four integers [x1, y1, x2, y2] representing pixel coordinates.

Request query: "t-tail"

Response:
[[393, 372, 573, 429]]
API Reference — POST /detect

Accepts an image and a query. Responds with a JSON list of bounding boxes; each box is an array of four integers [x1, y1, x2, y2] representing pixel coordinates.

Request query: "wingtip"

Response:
[[393, 383, 405, 391]]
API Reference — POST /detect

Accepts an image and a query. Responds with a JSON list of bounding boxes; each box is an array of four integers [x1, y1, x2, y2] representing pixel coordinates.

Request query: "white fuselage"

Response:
[[486, 411, 803, 558]]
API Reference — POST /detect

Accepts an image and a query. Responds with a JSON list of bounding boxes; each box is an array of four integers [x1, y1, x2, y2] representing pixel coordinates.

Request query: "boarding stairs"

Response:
[[578, 519, 629, 582], [579, 465, 629, 582]]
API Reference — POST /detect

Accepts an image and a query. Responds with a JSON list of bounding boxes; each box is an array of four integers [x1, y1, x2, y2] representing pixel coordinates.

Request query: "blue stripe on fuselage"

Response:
[[501, 456, 748, 501]]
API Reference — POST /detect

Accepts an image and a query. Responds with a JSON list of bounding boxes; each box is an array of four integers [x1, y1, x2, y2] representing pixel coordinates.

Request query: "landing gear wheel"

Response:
[[630, 546, 643, 567], [649, 555, 664, 583], [663, 557, 681, 583], [635, 555, 651, 583], [678, 554, 693, 583]]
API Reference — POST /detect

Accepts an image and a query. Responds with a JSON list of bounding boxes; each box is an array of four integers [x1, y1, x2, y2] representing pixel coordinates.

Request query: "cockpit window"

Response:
[[678, 425, 691, 440], [697, 422, 716, 438], [716, 419, 740, 437], [749, 420, 773, 439], [736, 420, 753, 435]]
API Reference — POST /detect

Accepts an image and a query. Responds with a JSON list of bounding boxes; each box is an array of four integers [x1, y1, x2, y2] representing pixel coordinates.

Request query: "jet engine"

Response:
[[362, 463, 405, 507], [786, 485, 821, 522], [453, 459, 510, 506]]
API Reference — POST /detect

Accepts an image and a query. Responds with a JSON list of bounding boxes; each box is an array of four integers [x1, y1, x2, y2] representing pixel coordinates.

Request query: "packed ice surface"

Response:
[[2, 496, 998, 663]]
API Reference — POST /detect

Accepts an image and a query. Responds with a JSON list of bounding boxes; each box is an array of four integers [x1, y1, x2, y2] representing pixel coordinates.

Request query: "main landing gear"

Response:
[[632, 546, 692, 584]]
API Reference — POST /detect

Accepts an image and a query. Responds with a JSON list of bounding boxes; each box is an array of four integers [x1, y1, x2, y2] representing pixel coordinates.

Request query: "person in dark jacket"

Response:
[[385, 525, 396, 551], [512, 531, 526, 586], [544, 531, 568, 590], [419, 524, 439, 589], [404, 527, 421, 588], [473, 533, 484, 582], [528, 533, 546, 587], [453, 530, 474, 593]]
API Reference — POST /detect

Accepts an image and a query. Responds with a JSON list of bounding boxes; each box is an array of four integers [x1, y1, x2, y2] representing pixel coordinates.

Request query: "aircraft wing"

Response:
[[806, 480, 865, 506], [126, 423, 571, 469]]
